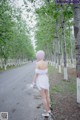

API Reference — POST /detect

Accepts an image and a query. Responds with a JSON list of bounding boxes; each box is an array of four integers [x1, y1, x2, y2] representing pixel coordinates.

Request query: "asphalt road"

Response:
[[0, 62, 43, 120]]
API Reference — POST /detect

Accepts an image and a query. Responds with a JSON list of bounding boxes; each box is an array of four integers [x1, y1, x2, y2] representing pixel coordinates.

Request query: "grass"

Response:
[[48, 64, 57, 74], [0, 65, 18, 72], [0, 63, 28, 72], [48, 65, 76, 110], [50, 77, 76, 95], [49, 65, 76, 94], [60, 78, 76, 93], [50, 85, 62, 94], [0, 67, 4, 72], [50, 97, 56, 108]]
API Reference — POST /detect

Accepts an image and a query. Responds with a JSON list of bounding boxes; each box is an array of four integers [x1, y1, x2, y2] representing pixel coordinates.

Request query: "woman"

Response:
[[32, 50, 51, 117]]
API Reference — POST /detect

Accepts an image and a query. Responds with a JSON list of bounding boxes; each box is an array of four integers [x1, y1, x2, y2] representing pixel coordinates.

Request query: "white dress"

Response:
[[35, 68, 49, 90]]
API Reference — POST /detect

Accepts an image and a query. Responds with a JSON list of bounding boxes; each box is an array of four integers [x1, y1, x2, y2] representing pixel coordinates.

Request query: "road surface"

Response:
[[0, 62, 43, 120]]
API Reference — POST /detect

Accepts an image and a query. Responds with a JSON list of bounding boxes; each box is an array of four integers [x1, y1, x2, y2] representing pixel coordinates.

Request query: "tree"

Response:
[[0, 0, 35, 69], [73, 4, 80, 104], [35, 2, 74, 80]]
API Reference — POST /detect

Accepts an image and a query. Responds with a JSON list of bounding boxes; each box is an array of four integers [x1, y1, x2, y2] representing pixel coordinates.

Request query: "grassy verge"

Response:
[[0, 63, 29, 72], [48, 65, 76, 109]]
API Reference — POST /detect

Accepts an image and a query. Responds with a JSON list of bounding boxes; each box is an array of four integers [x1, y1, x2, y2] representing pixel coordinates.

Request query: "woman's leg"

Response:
[[48, 90, 51, 107], [40, 89, 49, 113], [45, 89, 51, 110]]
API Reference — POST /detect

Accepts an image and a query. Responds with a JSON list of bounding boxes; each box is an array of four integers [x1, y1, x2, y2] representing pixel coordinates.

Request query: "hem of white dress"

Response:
[[38, 87, 49, 91]]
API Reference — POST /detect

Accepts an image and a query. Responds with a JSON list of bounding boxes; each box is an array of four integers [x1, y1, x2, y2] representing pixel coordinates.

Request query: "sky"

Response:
[[12, 0, 44, 51]]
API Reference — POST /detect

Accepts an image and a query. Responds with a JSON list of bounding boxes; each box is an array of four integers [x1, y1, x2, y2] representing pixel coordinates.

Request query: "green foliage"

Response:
[[35, 2, 56, 55], [35, 1, 75, 60], [0, 0, 35, 61]]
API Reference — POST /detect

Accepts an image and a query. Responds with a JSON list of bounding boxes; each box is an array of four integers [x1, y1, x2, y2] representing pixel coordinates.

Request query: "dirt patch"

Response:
[[49, 66, 80, 120]]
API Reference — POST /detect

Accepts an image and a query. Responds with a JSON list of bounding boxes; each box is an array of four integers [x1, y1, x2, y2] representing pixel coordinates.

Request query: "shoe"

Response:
[[42, 113, 49, 117], [44, 110, 51, 113]]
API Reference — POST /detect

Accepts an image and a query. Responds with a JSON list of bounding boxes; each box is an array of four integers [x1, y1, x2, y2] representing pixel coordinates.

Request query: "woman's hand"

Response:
[[31, 82, 36, 88]]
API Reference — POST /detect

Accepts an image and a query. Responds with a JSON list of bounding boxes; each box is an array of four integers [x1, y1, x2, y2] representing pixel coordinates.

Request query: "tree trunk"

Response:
[[58, 26, 62, 73], [61, 16, 68, 80], [54, 20, 59, 69], [68, 23, 74, 67], [4, 57, 7, 70], [73, 4, 80, 103]]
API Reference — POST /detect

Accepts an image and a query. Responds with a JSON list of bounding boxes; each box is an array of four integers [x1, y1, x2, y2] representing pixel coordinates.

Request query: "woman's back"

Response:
[[36, 60, 48, 70]]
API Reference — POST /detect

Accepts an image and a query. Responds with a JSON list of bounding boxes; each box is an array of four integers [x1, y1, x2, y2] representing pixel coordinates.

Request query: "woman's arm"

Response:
[[32, 62, 38, 84], [32, 73, 38, 83]]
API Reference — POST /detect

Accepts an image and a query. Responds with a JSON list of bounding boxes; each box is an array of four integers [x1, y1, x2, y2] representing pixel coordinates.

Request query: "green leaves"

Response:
[[35, 1, 75, 60], [0, 0, 35, 61]]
